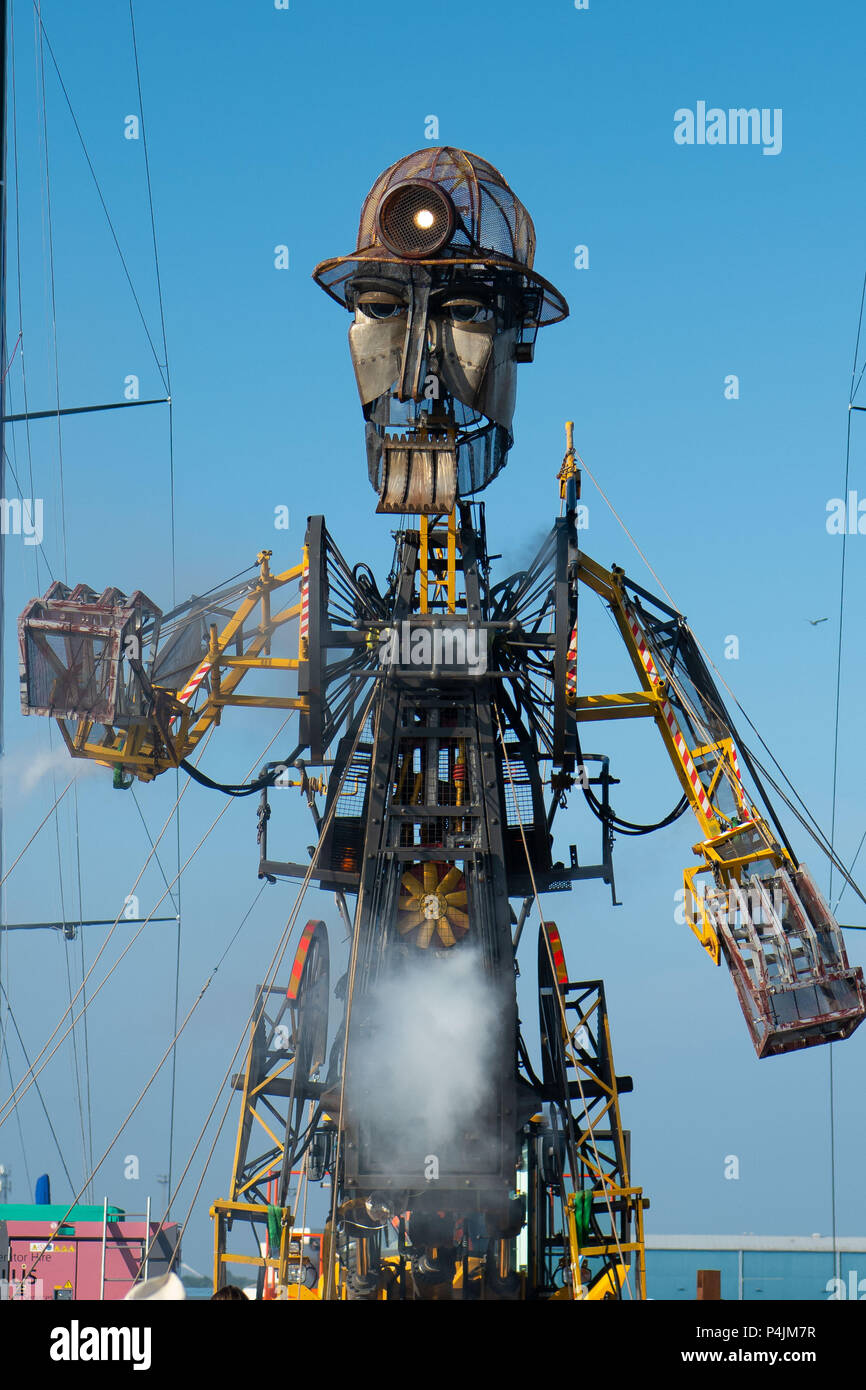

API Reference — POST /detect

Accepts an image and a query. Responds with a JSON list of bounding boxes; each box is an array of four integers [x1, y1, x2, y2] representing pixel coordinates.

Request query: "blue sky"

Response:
[[2, 0, 866, 1277]]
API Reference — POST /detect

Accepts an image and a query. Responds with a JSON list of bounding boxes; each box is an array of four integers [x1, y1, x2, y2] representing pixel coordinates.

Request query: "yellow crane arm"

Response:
[[25, 549, 308, 785], [568, 547, 866, 1056], [574, 551, 787, 963]]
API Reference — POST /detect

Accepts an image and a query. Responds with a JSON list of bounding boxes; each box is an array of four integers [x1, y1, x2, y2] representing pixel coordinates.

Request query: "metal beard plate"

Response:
[[376, 436, 458, 513]]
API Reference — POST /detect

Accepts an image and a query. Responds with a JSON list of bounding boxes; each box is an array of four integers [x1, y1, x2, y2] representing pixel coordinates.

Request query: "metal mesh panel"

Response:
[[336, 747, 371, 819], [357, 148, 533, 265], [501, 746, 534, 827], [706, 824, 770, 863], [386, 704, 481, 849], [640, 611, 729, 752], [24, 629, 111, 713], [377, 183, 453, 257], [19, 582, 161, 725], [150, 618, 206, 691], [457, 421, 511, 496], [329, 715, 376, 877], [335, 712, 375, 813]]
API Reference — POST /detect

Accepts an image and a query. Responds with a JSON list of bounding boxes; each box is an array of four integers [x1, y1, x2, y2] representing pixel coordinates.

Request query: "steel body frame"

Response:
[[528, 923, 646, 1300], [19, 432, 866, 1294], [211, 921, 330, 1294], [340, 532, 517, 1201]]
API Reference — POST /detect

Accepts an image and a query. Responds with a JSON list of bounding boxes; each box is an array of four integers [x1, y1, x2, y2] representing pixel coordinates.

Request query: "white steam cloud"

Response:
[[3, 744, 103, 796], [349, 945, 506, 1181]]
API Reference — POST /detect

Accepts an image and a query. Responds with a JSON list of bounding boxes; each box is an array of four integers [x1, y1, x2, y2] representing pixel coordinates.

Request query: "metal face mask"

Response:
[[347, 263, 523, 512], [313, 148, 569, 513]]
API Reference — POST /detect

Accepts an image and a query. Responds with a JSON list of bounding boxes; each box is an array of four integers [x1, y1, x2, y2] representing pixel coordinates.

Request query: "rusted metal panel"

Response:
[[713, 864, 866, 1056], [18, 582, 161, 726]]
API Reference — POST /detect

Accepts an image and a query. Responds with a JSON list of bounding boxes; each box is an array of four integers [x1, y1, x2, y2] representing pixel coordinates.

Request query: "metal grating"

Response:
[[501, 745, 534, 828]]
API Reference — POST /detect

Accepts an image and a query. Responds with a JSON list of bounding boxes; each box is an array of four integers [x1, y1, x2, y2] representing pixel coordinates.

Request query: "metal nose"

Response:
[[396, 275, 432, 402]]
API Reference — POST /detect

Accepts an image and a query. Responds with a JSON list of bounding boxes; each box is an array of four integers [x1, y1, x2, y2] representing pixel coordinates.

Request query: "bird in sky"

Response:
[[807, 617, 828, 625]]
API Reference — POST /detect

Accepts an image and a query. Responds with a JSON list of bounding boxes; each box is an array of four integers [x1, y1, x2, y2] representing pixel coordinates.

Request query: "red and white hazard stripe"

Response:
[[728, 743, 749, 814], [176, 656, 212, 707], [565, 623, 577, 703], [169, 654, 212, 731], [659, 698, 714, 821], [626, 606, 715, 823], [299, 558, 309, 648]]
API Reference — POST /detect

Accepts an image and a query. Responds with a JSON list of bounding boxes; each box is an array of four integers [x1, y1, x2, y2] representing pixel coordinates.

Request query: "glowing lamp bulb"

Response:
[[414, 208, 435, 230]]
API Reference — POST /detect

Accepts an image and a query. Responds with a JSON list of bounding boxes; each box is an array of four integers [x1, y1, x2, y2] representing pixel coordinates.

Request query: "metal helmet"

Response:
[[313, 148, 568, 513], [313, 146, 568, 329]]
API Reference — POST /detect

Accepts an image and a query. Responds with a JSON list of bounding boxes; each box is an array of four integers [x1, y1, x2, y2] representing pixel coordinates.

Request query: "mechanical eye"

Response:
[[443, 299, 493, 324], [375, 181, 455, 257], [357, 294, 406, 321]]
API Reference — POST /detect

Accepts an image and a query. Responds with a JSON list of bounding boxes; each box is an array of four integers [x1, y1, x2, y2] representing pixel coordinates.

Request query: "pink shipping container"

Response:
[[0, 1204, 180, 1301]]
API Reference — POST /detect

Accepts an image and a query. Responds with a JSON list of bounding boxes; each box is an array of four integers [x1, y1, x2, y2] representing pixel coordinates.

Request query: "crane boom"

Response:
[[569, 549, 866, 1057]]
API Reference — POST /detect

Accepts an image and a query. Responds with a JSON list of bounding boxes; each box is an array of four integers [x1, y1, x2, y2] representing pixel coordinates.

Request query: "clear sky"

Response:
[[2, 0, 866, 1277]]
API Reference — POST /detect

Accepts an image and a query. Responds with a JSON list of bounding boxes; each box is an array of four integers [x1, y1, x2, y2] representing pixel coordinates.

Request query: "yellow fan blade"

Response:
[[438, 867, 463, 895], [447, 907, 469, 928], [397, 911, 425, 935], [416, 919, 436, 949], [422, 862, 438, 893], [400, 871, 424, 900], [437, 919, 456, 948], [444, 890, 468, 907]]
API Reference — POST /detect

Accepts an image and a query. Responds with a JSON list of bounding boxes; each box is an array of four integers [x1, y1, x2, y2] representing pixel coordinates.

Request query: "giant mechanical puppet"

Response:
[[19, 148, 866, 1300]]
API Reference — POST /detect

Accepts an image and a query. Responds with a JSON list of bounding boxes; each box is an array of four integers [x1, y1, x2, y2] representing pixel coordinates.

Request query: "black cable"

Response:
[[574, 728, 689, 836], [594, 791, 688, 836], [158, 566, 257, 625], [834, 823, 866, 913], [0, 980, 77, 1194], [582, 780, 688, 836], [179, 742, 305, 797], [625, 592, 799, 863], [32, 10, 168, 390], [593, 599, 866, 894], [849, 271, 866, 406], [286, 1102, 325, 1172], [829, 274, 866, 906], [743, 745, 866, 912]]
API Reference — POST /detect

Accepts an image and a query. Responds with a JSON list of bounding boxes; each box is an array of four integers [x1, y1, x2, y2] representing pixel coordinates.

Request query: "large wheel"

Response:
[[277, 920, 330, 1202], [538, 920, 570, 1094], [287, 919, 330, 1082]]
